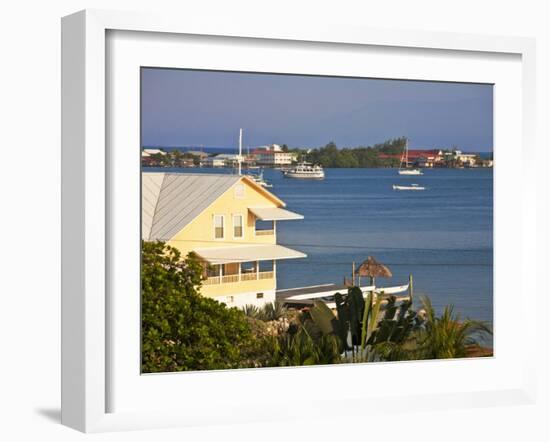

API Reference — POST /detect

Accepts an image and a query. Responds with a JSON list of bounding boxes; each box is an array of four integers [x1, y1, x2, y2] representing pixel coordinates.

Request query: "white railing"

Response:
[[222, 274, 240, 283], [204, 276, 221, 285], [240, 272, 257, 281], [255, 229, 274, 236], [258, 271, 274, 280], [204, 271, 274, 285]]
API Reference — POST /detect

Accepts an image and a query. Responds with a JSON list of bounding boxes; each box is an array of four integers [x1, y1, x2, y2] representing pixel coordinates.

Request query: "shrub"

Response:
[[141, 241, 260, 372]]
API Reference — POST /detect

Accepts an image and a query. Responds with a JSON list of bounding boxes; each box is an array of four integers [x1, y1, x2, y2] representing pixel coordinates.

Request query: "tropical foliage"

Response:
[[143, 150, 201, 167], [267, 328, 342, 366], [308, 287, 424, 362], [298, 138, 406, 168], [243, 301, 287, 321], [411, 296, 493, 359], [141, 243, 492, 372], [141, 241, 262, 372]]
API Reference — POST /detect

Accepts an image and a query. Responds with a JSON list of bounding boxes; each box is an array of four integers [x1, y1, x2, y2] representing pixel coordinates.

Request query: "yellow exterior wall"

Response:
[[201, 277, 275, 299], [166, 177, 281, 299]]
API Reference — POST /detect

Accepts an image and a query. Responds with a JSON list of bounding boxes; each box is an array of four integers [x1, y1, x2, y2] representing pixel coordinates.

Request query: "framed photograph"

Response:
[[61, 9, 537, 432]]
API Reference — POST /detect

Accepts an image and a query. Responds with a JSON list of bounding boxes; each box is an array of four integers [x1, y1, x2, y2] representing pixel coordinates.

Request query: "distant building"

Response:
[[203, 156, 227, 167], [378, 149, 444, 167], [202, 154, 242, 167], [255, 144, 283, 152], [186, 150, 209, 159], [253, 145, 295, 166], [454, 151, 478, 167]]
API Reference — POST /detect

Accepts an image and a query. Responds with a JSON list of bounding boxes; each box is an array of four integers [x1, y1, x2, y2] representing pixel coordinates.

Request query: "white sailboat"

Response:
[[398, 139, 423, 175], [237, 129, 274, 187], [248, 169, 273, 188]]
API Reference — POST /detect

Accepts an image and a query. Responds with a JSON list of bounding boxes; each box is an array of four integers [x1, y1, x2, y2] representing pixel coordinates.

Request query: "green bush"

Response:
[[141, 241, 260, 372]]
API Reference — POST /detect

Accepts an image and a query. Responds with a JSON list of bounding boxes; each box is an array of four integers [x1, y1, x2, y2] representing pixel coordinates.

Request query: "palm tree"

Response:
[[413, 296, 492, 359], [258, 301, 287, 321], [268, 328, 341, 366], [241, 301, 287, 321]]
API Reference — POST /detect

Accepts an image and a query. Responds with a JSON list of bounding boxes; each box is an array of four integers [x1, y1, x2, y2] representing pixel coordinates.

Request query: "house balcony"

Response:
[[203, 270, 275, 286], [254, 229, 274, 236]]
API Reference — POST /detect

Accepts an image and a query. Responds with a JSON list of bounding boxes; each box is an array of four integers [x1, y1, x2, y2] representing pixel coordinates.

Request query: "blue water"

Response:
[[145, 167, 493, 325]]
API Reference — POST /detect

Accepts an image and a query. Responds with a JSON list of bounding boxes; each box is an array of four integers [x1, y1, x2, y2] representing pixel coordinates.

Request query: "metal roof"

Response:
[[142, 173, 241, 241], [249, 207, 303, 221], [194, 244, 306, 265]]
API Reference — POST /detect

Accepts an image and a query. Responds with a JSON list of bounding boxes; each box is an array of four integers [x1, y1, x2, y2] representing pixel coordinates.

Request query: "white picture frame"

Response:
[[61, 9, 537, 433]]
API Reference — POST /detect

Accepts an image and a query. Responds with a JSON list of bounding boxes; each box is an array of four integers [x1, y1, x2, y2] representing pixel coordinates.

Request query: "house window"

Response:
[[233, 214, 243, 238], [256, 293, 264, 299], [214, 215, 224, 239], [255, 219, 274, 235]]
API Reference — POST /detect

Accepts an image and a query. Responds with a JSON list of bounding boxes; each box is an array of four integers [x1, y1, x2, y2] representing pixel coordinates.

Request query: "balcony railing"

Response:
[[222, 274, 240, 283], [258, 271, 274, 280], [255, 229, 274, 236], [241, 272, 257, 281], [204, 271, 274, 285], [203, 276, 221, 286]]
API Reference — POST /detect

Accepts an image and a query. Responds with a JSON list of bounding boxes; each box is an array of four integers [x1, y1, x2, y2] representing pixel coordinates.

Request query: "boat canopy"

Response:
[[194, 244, 306, 265], [249, 207, 304, 221]]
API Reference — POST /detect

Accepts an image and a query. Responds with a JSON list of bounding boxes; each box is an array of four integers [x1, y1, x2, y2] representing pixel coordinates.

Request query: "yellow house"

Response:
[[142, 172, 306, 307]]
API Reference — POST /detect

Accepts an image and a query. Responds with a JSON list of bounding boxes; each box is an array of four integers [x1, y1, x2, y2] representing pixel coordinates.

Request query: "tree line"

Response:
[[291, 137, 407, 168]]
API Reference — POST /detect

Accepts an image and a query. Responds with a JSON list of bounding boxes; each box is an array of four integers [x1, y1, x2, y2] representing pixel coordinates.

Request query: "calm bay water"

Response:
[[147, 167, 493, 325]]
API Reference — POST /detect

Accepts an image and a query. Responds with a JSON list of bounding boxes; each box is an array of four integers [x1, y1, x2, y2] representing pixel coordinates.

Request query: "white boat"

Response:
[[398, 139, 423, 175], [393, 184, 426, 191], [246, 169, 273, 188], [277, 283, 410, 309], [251, 176, 273, 188], [284, 162, 325, 179], [398, 169, 423, 176]]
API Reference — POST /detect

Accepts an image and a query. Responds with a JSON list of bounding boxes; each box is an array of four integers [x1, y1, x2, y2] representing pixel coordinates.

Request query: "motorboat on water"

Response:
[[283, 162, 325, 179], [392, 183, 426, 191]]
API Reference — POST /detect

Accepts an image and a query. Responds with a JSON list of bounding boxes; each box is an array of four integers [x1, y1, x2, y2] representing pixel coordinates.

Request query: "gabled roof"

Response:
[[142, 173, 285, 241], [142, 173, 241, 241]]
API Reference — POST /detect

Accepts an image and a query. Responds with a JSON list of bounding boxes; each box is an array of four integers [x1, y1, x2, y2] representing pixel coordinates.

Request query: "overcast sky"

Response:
[[141, 68, 493, 152]]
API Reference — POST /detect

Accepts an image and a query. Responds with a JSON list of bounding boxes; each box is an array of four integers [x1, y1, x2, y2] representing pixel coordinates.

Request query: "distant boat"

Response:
[[284, 162, 325, 179], [398, 169, 423, 176], [398, 139, 423, 175], [246, 169, 273, 188], [393, 184, 426, 191]]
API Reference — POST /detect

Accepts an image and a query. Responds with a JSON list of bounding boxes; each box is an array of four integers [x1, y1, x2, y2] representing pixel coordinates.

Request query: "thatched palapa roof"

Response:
[[355, 256, 392, 278]]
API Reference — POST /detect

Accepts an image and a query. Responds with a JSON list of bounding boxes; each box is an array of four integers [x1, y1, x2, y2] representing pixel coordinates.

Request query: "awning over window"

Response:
[[249, 207, 304, 221], [194, 244, 306, 265]]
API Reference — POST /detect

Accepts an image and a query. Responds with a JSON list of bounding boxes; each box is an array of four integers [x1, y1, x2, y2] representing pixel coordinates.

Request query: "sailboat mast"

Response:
[[405, 138, 408, 168], [238, 128, 243, 176]]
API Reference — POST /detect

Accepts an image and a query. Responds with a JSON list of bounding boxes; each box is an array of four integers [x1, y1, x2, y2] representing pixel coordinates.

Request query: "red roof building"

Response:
[[378, 149, 444, 167]]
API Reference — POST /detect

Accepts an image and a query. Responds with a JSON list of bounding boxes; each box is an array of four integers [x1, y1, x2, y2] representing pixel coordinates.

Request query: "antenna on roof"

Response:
[[238, 128, 243, 176]]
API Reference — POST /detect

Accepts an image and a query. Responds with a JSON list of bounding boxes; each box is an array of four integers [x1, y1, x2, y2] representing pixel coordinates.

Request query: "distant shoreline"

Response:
[[142, 145, 493, 157], [141, 164, 494, 170]]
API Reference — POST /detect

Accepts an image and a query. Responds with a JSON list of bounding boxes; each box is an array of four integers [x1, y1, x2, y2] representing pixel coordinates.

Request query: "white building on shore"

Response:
[[253, 144, 295, 166]]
